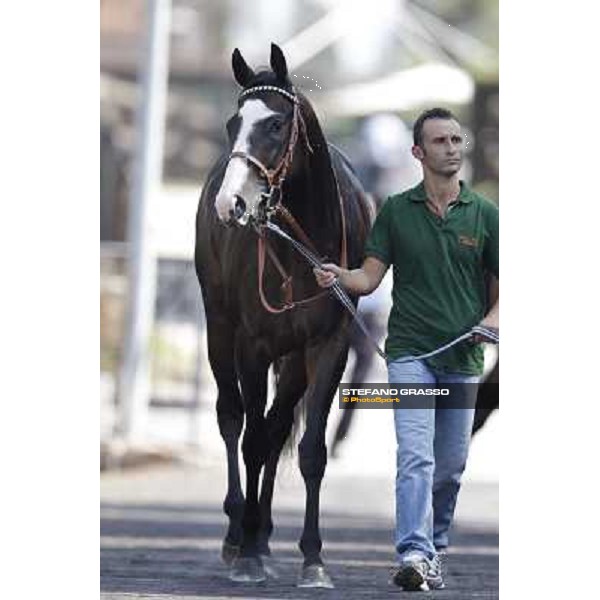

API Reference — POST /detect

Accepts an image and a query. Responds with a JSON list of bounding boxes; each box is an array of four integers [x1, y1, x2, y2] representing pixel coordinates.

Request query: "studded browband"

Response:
[[238, 84, 299, 104]]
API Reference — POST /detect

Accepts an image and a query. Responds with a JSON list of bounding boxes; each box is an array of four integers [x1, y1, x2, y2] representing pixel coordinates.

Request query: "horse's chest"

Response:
[[214, 231, 343, 355], [239, 297, 340, 357]]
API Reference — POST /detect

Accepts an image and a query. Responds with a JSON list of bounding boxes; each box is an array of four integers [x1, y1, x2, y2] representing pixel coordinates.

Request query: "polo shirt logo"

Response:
[[458, 235, 478, 248]]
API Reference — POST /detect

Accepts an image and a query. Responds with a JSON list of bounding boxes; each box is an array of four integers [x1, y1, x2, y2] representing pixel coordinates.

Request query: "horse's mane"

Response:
[[296, 91, 372, 266]]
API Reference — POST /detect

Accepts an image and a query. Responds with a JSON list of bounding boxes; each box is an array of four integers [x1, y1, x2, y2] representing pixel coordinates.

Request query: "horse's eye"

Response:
[[268, 118, 284, 134]]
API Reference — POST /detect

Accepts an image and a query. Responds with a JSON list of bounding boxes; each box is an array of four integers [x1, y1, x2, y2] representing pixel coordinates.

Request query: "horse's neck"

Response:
[[283, 143, 342, 257]]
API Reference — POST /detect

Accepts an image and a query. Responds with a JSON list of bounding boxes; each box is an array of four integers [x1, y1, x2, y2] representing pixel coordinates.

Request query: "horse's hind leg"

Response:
[[257, 350, 307, 566], [205, 312, 245, 565], [229, 333, 270, 582], [472, 359, 499, 435]]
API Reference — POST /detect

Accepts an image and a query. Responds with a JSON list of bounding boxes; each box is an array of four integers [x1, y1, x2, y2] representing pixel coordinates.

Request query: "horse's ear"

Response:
[[232, 48, 254, 87], [270, 43, 288, 82]]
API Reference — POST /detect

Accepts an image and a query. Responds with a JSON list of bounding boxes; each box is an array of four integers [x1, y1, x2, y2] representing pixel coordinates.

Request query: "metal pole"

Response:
[[116, 0, 171, 443]]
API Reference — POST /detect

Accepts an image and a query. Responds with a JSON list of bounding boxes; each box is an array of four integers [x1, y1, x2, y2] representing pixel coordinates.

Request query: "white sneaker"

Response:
[[427, 554, 445, 590], [391, 551, 445, 591], [392, 552, 430, 591]]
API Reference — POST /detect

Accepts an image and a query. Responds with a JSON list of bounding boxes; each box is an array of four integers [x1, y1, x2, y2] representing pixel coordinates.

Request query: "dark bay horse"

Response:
[[194, 44, 372, 587]]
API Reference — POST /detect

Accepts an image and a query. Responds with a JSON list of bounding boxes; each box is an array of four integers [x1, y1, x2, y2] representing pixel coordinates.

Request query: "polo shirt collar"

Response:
[[409, 180, 473, 204]]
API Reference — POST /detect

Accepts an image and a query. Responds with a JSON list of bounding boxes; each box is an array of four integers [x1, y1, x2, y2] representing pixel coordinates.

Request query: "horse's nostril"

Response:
[[233, 195, 247, 220]]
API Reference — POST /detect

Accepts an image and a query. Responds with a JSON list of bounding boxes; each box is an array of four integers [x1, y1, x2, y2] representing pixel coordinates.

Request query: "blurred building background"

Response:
[[100, 0, 499, 470]]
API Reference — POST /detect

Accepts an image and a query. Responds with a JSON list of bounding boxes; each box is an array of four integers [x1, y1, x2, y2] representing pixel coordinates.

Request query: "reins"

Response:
[[263, 220, 387, 358]]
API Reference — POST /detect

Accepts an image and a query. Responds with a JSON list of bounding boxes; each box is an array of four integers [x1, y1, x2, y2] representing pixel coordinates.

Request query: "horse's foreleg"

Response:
[[206, 315, 244, 564], [229, 333, 270, 582], [257, 350, 307, 560], [298, 327, 350, 588]]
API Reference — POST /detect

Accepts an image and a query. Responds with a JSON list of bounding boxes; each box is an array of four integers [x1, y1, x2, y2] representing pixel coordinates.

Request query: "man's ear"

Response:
[[412, 145, 424, 161]]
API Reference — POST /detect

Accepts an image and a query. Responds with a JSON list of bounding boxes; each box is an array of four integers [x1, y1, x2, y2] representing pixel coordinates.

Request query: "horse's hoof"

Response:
[[229, 556, 266, 583], [297, 564, 334, 589], [221, 541, 240, 565], [260, 554, 280, 579]]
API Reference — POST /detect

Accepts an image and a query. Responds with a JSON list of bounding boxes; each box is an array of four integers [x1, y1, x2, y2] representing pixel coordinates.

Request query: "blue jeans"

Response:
[[387, 358, 479, 560]]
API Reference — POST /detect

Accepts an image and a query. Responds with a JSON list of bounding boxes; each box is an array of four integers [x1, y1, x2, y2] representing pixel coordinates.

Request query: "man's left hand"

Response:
[[471, 316, 499, 344]]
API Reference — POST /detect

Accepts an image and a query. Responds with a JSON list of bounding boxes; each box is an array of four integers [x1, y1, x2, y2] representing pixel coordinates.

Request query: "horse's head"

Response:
[[215, 44, 302, 226]]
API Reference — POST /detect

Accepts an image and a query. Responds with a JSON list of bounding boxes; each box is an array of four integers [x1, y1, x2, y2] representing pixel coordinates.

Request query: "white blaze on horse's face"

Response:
[[215, 99, 277, 224]]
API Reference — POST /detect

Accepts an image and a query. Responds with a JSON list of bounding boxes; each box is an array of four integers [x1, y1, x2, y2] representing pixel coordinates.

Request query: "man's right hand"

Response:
[[313, 257, 387, 295], [313, 263, 342, 288]]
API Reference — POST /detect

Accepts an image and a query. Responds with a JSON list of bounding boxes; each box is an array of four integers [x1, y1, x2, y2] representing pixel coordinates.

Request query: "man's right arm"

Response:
[[313, 256, 388, 296]]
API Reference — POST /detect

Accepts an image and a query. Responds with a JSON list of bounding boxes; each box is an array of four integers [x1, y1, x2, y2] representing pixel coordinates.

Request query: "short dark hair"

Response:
[[413, 107, 457, 147]]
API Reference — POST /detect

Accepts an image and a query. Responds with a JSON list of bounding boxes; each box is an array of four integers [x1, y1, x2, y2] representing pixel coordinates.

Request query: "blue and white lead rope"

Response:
[[261, 220, 499, 362], [390, 325, 498, 364]]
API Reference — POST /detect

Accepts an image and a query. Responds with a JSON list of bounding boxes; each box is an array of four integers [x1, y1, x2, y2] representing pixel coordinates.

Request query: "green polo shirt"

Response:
[[364, 181, 499, 375]]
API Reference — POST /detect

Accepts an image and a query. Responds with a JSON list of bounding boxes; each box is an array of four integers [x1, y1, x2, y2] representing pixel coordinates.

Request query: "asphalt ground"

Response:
[[101, 460, 498, 599]]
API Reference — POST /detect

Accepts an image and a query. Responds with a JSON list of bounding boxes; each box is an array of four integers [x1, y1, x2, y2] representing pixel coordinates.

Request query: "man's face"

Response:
[[413, 118, 464, 177]]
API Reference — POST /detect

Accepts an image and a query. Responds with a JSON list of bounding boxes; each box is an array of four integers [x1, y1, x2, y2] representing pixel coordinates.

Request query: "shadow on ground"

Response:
[[101, 501, 498, 599]]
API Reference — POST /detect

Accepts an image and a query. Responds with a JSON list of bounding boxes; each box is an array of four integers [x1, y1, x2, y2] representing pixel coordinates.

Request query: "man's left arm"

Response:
[[479, 274, 499, 327], [473, 202, 499, 342]]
